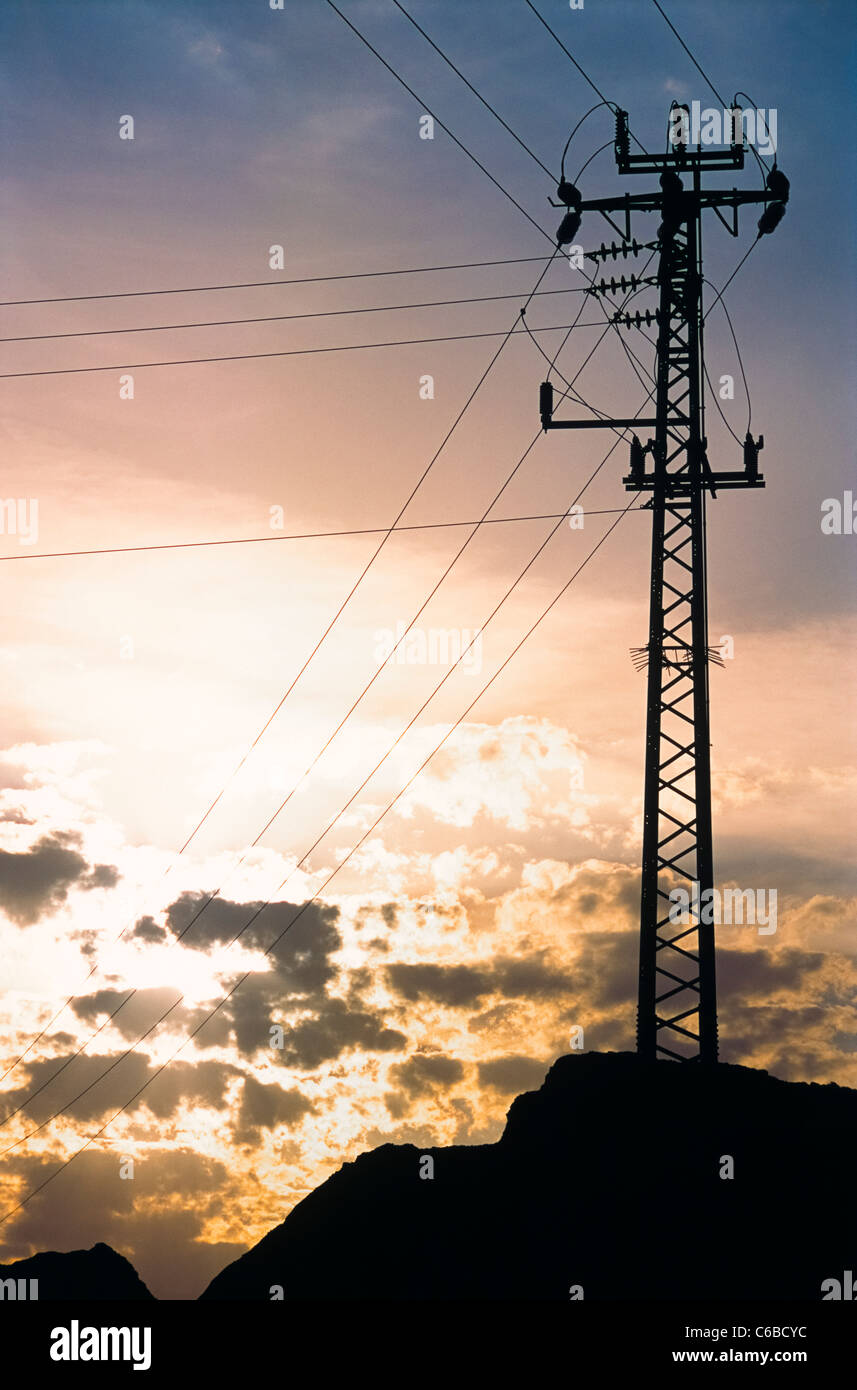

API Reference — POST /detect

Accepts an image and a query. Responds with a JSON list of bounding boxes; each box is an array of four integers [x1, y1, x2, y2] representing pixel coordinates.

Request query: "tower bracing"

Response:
[[538, 107, 786, 1060]]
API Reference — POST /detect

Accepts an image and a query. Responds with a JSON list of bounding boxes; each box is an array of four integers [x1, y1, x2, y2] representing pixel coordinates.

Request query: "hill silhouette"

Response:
[[0, 1240, 154, 1299], [201, 1051, 856, 1300]]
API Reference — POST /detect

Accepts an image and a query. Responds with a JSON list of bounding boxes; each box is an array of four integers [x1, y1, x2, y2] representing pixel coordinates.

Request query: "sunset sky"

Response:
[[0, 0, 855, 1299]]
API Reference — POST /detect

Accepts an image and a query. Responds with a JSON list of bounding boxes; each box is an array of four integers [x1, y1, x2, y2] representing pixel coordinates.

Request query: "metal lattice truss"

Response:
[[631, 217, 718, 1063], [547, 125, 774, 1064]]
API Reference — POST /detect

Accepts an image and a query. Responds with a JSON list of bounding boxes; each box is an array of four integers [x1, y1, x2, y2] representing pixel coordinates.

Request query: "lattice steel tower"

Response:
[[539, 105, 788, 1061]]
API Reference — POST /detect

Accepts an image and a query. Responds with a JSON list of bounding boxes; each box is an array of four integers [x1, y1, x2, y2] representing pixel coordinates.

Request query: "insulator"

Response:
[[766, 165, 790, 203], [630, 434, 645, 481], [729, 104, 744, 147], [613, 308, 657, 329], [556, 208, 582, 246], [539, 380, 554, 430], [743, 431, 764, 479], [758, 200, 786, 237], [556, 179, 582, 209], [671, 103, 690, 151], [586, 238, 653, 264], [615, 108, 630, 164]]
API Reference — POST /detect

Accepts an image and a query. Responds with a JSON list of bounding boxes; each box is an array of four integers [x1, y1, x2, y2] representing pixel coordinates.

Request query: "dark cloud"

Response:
[[355, 902, 398, 930], [234, 1076, 315, 1141], [386, 962, 493, 1008], [569, 931, 638, 1011], [467, 1003, 517, 1034], [3, 1051, 240, 1125], [389, 1054, 465, 1099], [142, 1059, 242, 1121], [71, 986, 184, 1041], [717, 838, 857, 901], [493, 953, 571, 1000], [386, 953, 572, 1009], [134, 894, 341, 991], [275, 996, 406, 1070], [720, 1002, 830, 1056], [0, 1147, 245, 1299], [158, 899, 407, 1067], [717, 945, 827, 996], [0, 832, 120, 926], [477, 1055, 548, 1093], [132, 914, 167, 944], [86, 863, 120, 890]]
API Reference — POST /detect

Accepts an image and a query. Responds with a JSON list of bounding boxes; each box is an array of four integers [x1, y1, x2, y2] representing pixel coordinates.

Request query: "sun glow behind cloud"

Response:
[[0, 0, 854, 1299]]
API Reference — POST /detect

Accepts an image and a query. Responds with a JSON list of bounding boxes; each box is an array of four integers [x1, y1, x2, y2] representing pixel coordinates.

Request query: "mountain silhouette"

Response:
[[0, 1240, 154, 1299], [201, 1051, 856, 1300]]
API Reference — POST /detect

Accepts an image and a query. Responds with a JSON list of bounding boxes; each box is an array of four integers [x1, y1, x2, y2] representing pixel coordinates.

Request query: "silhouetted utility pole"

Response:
[[539, 106, 788, 1061]]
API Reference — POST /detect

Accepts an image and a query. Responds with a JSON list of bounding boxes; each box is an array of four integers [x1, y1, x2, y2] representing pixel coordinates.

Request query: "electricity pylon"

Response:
[[539, 106, 788, 1061]]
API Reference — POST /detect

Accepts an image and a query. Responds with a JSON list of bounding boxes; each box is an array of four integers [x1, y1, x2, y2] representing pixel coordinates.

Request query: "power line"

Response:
[[1, 269, 641, 1116], [524, 0, 613, 107], [0, 320, 609, 380], [702, 276, 752, 438], [573, 138, 614, 183], [108, 278, 639, 970], [733, 91, 774, 175], [322, 0, 554, 247], [0, 1, 782, 1200], [369, 1, 657, 404], [561, 102, 615, 179], [391, 0, 555, 180], [650, 0, 728, 108], [704, 239, 760, 319], [0, 287, 654, 1138], [0, 509, 642, 565], [535, 251, 657, 403], [1, 356, 625, 1129], [344, 0, 656, 408], [0, 261, 559, 1095], [523, 0, 649, 156], [703, 359, 741, 446], [0, 286, 587, 346], [0, 486, 641, 1211], [0, 255, 552, 308], [382, 0, 658, 402], [0, 16, 578, 1083], [521, 277, 632, 427], [650, 4, 771, 180], [134, 436, 555, 965]]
